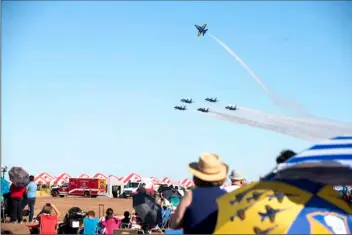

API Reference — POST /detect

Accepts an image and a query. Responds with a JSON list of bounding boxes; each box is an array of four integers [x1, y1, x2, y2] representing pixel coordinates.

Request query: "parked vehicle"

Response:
[[54, 178, 106, 198], [122, 179, 154, 198]]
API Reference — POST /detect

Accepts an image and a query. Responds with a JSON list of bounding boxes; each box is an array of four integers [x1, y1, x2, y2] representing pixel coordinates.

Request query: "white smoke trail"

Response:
[[237, 106, 352, 134], [207, 111, 321, 142], [208, 33, 309, 114], [208, 106, 335, 139], [208, 34, 271, 96]]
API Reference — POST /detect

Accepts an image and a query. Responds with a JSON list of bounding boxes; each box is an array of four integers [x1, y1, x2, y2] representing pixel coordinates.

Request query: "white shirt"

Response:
[[223, 185, 241, 192]]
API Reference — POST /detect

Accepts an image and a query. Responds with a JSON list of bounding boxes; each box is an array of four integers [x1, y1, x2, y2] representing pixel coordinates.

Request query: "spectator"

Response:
[[224, 170, 246, 192], [36, 203, 60, 222], [170, 153, 228, 234], [262, 149, 297, 180], [100, 208, 121, 234], [276, 149, 297, 165], [83, 211, 99, 234], [24, 175, 37, 223], [121, 211, 131, 228], [137, 184, 147, 194], [10, 183, 26, 223]]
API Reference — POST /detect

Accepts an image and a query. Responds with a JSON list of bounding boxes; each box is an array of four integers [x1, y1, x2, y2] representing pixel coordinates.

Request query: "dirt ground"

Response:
[[35, 196, 133, 220]]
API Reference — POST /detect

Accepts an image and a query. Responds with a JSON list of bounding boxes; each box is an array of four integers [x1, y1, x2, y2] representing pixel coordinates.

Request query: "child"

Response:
[[83, 211, 99, 234], [100, 208, 121, 234], [121, 211, 131, 228]]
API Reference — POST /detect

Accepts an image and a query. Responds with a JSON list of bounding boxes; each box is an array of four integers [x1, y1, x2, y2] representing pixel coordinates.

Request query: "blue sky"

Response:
[[2, 1, 352, 182]]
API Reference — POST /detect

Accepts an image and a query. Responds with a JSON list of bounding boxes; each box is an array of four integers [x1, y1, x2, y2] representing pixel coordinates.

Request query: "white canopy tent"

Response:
[[106, 175, 124, 198]]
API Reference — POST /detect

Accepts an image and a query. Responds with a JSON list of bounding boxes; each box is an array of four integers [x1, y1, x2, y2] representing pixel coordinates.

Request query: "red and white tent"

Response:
[[92, 173, 107, 179], [34, 172, 55, 185], [149, 177, 161, 184], [50, 173, 71, 185], [108, 175, 121, 181], [120, 173, 142, 184], [179, 178, 193, 187], [161, 177, 173, 185], [79, 174, 90, 178]]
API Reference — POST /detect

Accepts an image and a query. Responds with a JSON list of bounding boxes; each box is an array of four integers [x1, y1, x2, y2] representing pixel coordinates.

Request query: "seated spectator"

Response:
[[159, 194, 172, 209], [223, 170, 246, 192], [35, 203, 60, 223], [100, 208, 121, 234], [276, 149, 297, 165], [170, 153, 228, 234], [120, 211, 131, 228], [83, 211, 99, 234], [262, 149, 297, 180]]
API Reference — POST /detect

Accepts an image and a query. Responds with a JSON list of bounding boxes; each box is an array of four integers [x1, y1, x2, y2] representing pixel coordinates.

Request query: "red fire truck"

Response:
[[54, 178, 106, 198]]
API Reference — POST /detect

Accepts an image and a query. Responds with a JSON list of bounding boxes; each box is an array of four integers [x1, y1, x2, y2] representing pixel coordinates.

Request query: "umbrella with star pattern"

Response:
[[214, 179, 352, 234]]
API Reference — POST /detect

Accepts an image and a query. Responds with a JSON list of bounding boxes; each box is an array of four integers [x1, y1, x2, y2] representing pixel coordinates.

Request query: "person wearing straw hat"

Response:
[[170, 153, 229, 234], [224, 170, 246, 192]]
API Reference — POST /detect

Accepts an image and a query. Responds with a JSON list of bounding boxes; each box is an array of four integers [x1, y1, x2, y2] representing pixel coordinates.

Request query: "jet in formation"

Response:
[[180, 98, 193, 104], [174, 105, 187, 111], [194, 24, 208, 37], [205, 97, 218, 103], [225, 105, 237, 111], [197, 108, 209, 113]]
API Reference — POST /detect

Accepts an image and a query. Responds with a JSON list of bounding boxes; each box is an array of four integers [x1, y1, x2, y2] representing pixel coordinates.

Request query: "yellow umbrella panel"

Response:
[[214, 180, 352, 234]]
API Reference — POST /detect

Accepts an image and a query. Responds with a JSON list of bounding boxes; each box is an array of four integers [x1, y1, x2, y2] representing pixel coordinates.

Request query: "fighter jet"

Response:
[[174, 105, 187, 111], [180, 98, 193, 104], [225, 105, 237, 111], [194, 24, 208, 37], [197, 108, 209, 113], [205, 97, 218, 103]]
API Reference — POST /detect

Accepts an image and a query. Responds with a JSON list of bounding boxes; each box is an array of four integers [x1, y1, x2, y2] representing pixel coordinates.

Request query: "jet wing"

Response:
[[202, 24, 207, 29], [197, 31, 201, 37]]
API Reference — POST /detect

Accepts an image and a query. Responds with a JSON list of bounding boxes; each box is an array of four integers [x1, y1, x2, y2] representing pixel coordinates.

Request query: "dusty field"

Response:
[[35, 196, 133, 220]]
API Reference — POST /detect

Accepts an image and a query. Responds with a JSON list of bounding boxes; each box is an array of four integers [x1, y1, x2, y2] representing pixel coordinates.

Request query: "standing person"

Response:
[[170, 153, 229, 234], [25, 175, 37, 223], [224, 170, 246, 192], [9, 183, 26, 223]]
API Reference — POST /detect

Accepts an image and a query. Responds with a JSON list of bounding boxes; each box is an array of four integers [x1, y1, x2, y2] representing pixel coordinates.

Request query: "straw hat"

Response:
[[188, 153, 229, 181]]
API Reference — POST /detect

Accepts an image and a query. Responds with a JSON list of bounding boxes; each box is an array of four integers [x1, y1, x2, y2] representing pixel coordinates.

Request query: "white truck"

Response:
[[122, 179, 155, 198]]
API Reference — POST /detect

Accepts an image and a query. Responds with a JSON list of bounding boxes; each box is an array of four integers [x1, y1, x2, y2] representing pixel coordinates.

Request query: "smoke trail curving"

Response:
[[208, 34, 271, 96], [208, 33, 309, 114]]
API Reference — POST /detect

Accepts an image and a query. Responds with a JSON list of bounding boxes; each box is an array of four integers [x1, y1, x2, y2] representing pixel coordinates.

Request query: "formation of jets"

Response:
[[174, 97, 238, 113], [173, 24, 241, 116], [195, 24, 208, 37]]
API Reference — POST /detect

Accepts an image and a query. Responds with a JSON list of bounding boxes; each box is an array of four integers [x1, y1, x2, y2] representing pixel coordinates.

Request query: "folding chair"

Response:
[[169, 198, 180, 208], [160, 208, 172, 230], [113, 228, 139, 234], [39, 214, 58, 234]]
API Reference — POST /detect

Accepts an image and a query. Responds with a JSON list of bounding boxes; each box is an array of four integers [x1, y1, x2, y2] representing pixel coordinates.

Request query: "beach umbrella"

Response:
[[8, 167, 30, 187], [1, 177, 10, 195], [161, 189, 182, 200], [274, 136, 352, 185], [132, 192, 162, 226], [214, 179, 352, 234]]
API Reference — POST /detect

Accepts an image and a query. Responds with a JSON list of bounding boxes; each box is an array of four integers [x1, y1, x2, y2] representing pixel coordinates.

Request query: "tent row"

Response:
[[34, 172, 194, 188]]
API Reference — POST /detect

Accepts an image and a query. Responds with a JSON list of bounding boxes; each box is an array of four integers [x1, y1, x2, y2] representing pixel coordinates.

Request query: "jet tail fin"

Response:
[[203, 29, 208, 36]]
